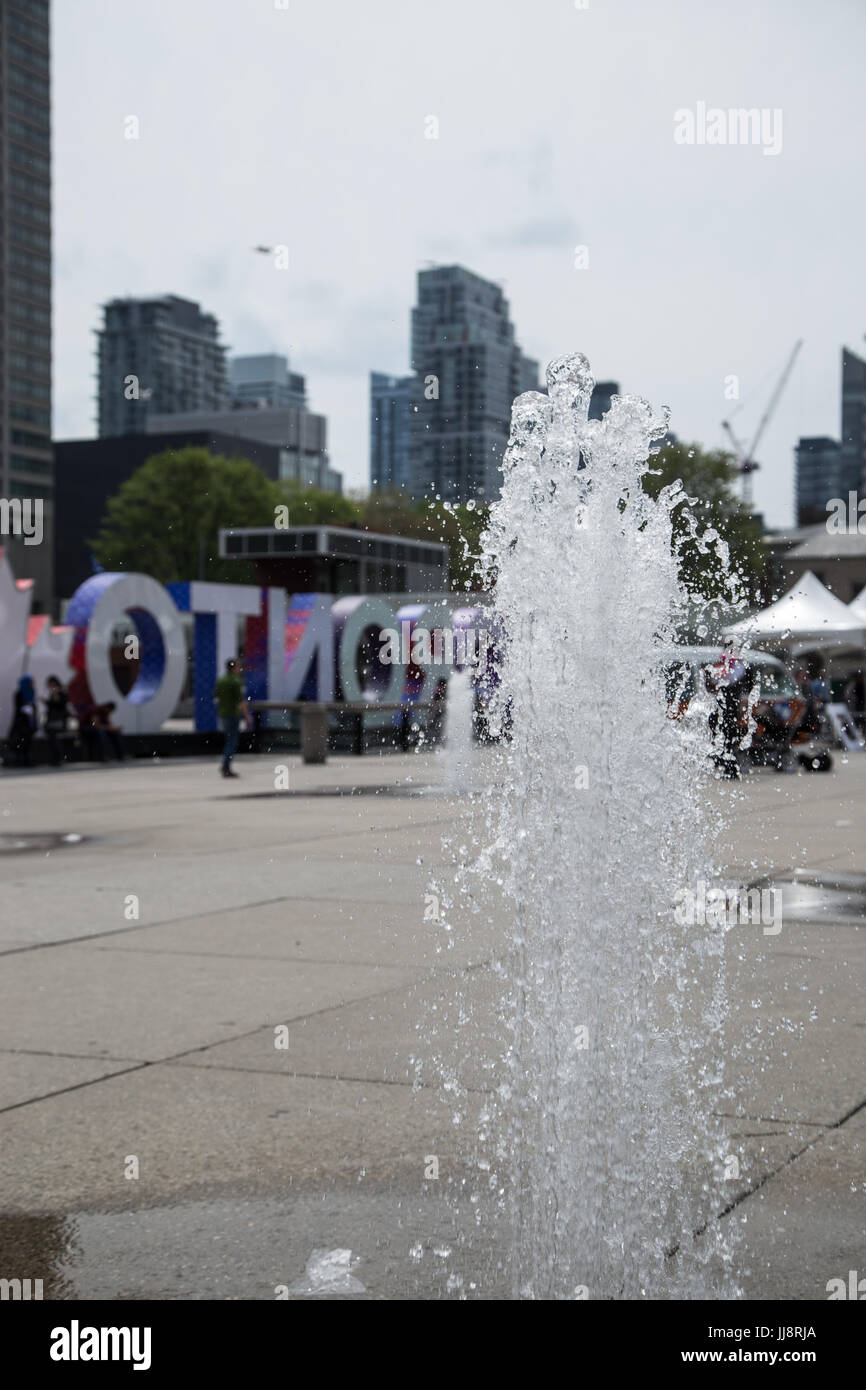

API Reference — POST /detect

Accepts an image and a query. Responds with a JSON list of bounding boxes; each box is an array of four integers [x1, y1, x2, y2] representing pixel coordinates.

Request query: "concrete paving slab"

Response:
[[0, 1053, 134, 1111], [0, 851, 430, 951], [720, 1121, 822, 1200], [176, 966, 509, 1090], [0, 946, 412, 1062], [724, 924, 866, 1125], [728, 1106, 866, 1300], [0, 1063, 475, 1213], [92, 896, 502, 972]]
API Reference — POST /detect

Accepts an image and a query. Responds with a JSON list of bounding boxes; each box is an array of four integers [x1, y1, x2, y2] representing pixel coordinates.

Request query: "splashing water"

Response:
[[468, 354, 737, 1299], [443, 668, 474, 795], [289, 1248, 365, 1296]]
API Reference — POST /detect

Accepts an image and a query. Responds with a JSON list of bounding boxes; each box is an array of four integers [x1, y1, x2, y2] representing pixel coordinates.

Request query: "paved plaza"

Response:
[[0, 750, 864, 1299]]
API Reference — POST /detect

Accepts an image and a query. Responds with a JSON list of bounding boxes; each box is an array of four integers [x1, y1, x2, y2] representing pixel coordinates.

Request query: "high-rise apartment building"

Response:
[[369, 372, 412, 492], [97, 295, 229, 437], [229, 353, 307, 410], [407, 266, 539, 502], [0, 0, 53, 608]]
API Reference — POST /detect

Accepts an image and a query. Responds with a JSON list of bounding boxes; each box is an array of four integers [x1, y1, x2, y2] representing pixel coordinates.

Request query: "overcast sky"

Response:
[[53, 0, 866, 526]]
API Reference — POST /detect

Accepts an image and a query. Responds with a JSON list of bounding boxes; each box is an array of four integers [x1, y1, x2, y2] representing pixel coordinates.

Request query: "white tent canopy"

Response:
[[849, 582, 866, 624], [726, 570, 866, 652]]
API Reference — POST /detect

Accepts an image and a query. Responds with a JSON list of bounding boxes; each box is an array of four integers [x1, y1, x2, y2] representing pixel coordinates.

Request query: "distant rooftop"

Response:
[[219, 525, 448, 566], [788, 529, 866, 560]]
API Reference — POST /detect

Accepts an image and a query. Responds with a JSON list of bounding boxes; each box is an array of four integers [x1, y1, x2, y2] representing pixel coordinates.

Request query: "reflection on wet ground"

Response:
[[0, 1189, 492, 1300], [0, 832, 86, 855], [0, 1212, 78, 1298], [226, 785, 442, 800], [752, 871, 866, 924]]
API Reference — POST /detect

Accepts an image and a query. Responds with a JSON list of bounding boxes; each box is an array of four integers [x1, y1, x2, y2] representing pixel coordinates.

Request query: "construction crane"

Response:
[[722, 338, 804, 507]]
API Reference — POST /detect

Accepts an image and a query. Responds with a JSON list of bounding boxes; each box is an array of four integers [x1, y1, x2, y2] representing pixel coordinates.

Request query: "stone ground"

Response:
[[0, 747, 864, 1299]]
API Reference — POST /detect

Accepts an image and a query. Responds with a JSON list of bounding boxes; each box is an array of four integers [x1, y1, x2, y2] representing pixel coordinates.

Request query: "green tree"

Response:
[[90, 447, 281, 583], [430, 501, 489, 593], [92, 450, 490, 593], [642, 440, 766, 608]]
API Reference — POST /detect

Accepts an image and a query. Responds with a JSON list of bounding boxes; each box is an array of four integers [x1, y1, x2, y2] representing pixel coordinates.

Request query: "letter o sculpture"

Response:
[[333, 596, 405, 727], [66, 572, 187, 734]]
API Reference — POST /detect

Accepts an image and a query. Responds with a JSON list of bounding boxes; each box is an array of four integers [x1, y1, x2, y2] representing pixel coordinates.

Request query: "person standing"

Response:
[[844, 668, 865, 734], [5, 675, 37, 767], [93, 702, 126, 761], [213, 658, 249, 778], [705, 649, 750, 779], [42, 675, 70, 767]]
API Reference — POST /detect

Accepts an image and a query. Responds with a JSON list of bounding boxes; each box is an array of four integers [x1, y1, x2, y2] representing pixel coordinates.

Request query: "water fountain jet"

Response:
[[466, 353, 737, 1300]]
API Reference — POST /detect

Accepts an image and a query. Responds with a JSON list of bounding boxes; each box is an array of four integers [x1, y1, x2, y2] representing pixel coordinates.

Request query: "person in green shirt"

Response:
[[213, 658, 249, 778]]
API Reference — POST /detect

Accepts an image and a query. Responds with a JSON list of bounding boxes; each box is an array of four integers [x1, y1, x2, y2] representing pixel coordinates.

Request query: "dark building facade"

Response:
[[589, 380, 619, 420], [407, 266, 539, 502], [369, 372, 412, 492], [146, 405, 341, 493], [97, 295, 229, 437], [0, 0, 53, 607], [54, 431, 301, 601], [220, 525, 449, 596], [795, 435, 844, 525], [841, 347, 866, 498]]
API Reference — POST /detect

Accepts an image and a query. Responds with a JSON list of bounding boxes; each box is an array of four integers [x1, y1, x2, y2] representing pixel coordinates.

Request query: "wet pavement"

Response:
[[0, 831, 86, 855], [753, 870, 866, 923], [0, 1189, 497, 1301], [0, 751, 865, 1298]]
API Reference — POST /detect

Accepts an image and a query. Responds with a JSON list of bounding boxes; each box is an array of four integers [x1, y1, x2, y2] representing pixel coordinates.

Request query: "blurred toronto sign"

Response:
[[0, 549, 491, 738]]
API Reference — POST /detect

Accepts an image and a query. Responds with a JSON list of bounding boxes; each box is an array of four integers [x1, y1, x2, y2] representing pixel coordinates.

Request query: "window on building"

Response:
[[5, 88, 49, 125], [6, 8, 50, 44], [8, 247, 50, 277], [9, 170, 51, 201], [8, 481, 53, 500], [7, 115, 50, 150], [10, 198, 51, 227], [10, 222, 50, 252], [9, 274, 50, 303], [9, 299, 50, 326], [10, 402, 51, 427], [8, 38, 50, 74], [8, 325, 51, 352], [8, 64, 50, 99], [10, 427, 50, 447], [10, 377, 51, 402], [9, 454, 52, 475]]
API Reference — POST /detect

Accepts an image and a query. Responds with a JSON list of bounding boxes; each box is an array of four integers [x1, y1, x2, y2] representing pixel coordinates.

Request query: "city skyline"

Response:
[[52, 0, 866, 524]]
